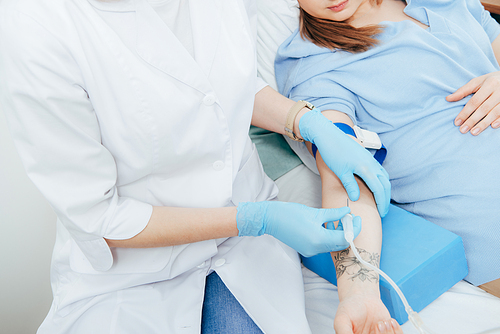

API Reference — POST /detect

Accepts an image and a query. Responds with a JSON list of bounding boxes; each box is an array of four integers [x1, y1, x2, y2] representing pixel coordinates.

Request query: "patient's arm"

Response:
[[317, 152, 381, 299], [308, 111, 381, 281], [308, 109, 400, 332], [315, 152, 401, 333]]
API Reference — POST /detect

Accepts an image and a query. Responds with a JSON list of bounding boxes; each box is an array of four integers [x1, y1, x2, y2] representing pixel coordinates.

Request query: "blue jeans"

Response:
[[201, 272, 263, 334]]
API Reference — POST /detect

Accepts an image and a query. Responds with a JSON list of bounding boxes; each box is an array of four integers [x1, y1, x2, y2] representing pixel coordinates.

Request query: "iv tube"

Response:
[[341, 213, 435, 334]]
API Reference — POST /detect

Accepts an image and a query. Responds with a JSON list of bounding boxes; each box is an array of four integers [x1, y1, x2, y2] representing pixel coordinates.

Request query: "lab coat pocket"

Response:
[[69, 239, 173, 275], [231, 143, 278, 205]]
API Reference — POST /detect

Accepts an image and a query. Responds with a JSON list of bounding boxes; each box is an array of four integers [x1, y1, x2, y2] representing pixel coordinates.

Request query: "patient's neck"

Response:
[[350, 0, 428, 30]]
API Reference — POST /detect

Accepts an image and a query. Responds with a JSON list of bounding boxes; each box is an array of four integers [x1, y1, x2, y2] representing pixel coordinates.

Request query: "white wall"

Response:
[[0, 102, 56, 333], [0, 0, 55, 330]]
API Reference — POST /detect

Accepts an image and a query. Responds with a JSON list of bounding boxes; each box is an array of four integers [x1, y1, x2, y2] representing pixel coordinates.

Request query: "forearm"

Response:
[[252, 86, 355, 139], [106, 206, 239, 248], [252, 85, 308, 137], [316, 152, 382, 299]]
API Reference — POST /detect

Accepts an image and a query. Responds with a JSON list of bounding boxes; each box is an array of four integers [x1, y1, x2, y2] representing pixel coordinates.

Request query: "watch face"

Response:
[[299, 100, 314, 110]]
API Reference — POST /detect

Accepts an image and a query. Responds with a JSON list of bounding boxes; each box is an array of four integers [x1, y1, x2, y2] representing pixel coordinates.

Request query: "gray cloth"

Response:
[[249, 125, 302, 181]]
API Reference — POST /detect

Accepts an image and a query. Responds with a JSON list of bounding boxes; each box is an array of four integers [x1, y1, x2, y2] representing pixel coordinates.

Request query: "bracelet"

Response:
[[284, 100, 314, 142]]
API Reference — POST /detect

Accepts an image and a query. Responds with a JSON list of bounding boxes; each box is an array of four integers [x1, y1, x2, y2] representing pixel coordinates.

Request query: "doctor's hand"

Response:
[[299, 109, 390, 217], [236, 201, 361, 257], [447, 71, 500, 135], [334, 293, 403, 334]]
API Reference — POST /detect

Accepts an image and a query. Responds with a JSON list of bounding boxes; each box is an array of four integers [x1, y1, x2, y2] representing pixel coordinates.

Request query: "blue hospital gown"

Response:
[[276, 0, 500, 285]]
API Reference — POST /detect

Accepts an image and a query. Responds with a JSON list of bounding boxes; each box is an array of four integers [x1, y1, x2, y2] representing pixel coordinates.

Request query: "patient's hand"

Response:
[[446, 71, 500, 136], [334, 293, 403, 334]]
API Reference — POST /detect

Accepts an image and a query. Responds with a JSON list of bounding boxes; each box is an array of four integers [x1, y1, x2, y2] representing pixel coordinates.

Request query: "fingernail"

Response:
[[385, 321, 392, 332], [455, 119, 463, 126], [493, 121, 500, 128], [460, 125, 469, 133], [391, 319, 399, 329], [378, 321, 387, 333], [471, 128, 480, 135]]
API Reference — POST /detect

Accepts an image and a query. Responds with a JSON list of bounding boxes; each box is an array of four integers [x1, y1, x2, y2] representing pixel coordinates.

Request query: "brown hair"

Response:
[[299, 0, 384, 53]]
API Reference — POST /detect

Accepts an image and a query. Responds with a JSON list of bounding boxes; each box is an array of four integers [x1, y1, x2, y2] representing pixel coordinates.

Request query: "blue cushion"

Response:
[[301, 204, 468, 324]]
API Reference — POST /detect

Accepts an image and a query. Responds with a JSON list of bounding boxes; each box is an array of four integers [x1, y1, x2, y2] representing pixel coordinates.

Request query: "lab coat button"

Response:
[[213, 161, 225, 171], [215, 259, 226, 267], [203, 95, 216, 106]]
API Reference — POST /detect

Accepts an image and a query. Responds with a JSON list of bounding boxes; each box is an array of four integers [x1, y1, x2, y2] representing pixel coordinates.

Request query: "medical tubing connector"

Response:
[[341, 213, 435, 334]]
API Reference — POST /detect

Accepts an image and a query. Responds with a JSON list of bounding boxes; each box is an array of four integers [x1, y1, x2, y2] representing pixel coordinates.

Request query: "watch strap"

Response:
[[284, 100, 314, 142]]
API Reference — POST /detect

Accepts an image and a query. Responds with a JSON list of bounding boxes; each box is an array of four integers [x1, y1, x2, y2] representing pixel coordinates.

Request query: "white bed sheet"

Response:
[[303, 265, 500, 334]]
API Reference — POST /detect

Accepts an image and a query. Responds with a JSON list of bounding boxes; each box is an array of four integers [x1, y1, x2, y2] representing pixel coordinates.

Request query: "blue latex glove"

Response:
[[299, 109, 391, 217], [236, 201, 362, 257]]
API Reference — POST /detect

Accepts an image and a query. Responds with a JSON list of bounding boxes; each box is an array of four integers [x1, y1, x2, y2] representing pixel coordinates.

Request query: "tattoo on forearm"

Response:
[[333, 248, 380, 283]]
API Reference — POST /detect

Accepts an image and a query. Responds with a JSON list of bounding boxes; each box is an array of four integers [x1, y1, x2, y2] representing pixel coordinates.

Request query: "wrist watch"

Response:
[[284, 100, 314, 142]]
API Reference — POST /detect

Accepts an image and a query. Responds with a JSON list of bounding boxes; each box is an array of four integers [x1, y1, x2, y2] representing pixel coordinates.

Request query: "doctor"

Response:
[[0, 0, 390, 333]]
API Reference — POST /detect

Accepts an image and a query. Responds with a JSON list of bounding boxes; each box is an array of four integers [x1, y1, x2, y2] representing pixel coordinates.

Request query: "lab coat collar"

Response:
[[88, 0, 221, 93], [86, 0, 136, 12], [134, 0, 221, 93], [190, 0, 221, 78]]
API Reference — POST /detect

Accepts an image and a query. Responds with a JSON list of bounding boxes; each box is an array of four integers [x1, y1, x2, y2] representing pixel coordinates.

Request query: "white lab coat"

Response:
[[0, 0, 311, 332]]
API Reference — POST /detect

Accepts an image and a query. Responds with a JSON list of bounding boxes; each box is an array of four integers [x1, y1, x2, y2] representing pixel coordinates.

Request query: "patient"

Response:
[[275, 0, 500, 301]]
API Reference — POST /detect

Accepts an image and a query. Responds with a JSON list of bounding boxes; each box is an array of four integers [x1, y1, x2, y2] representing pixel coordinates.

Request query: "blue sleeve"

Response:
[[287, 73, 358, 125], [467, 0, 500, 42], [481, 6, 500, 42], [275, 28, 359, 124]]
